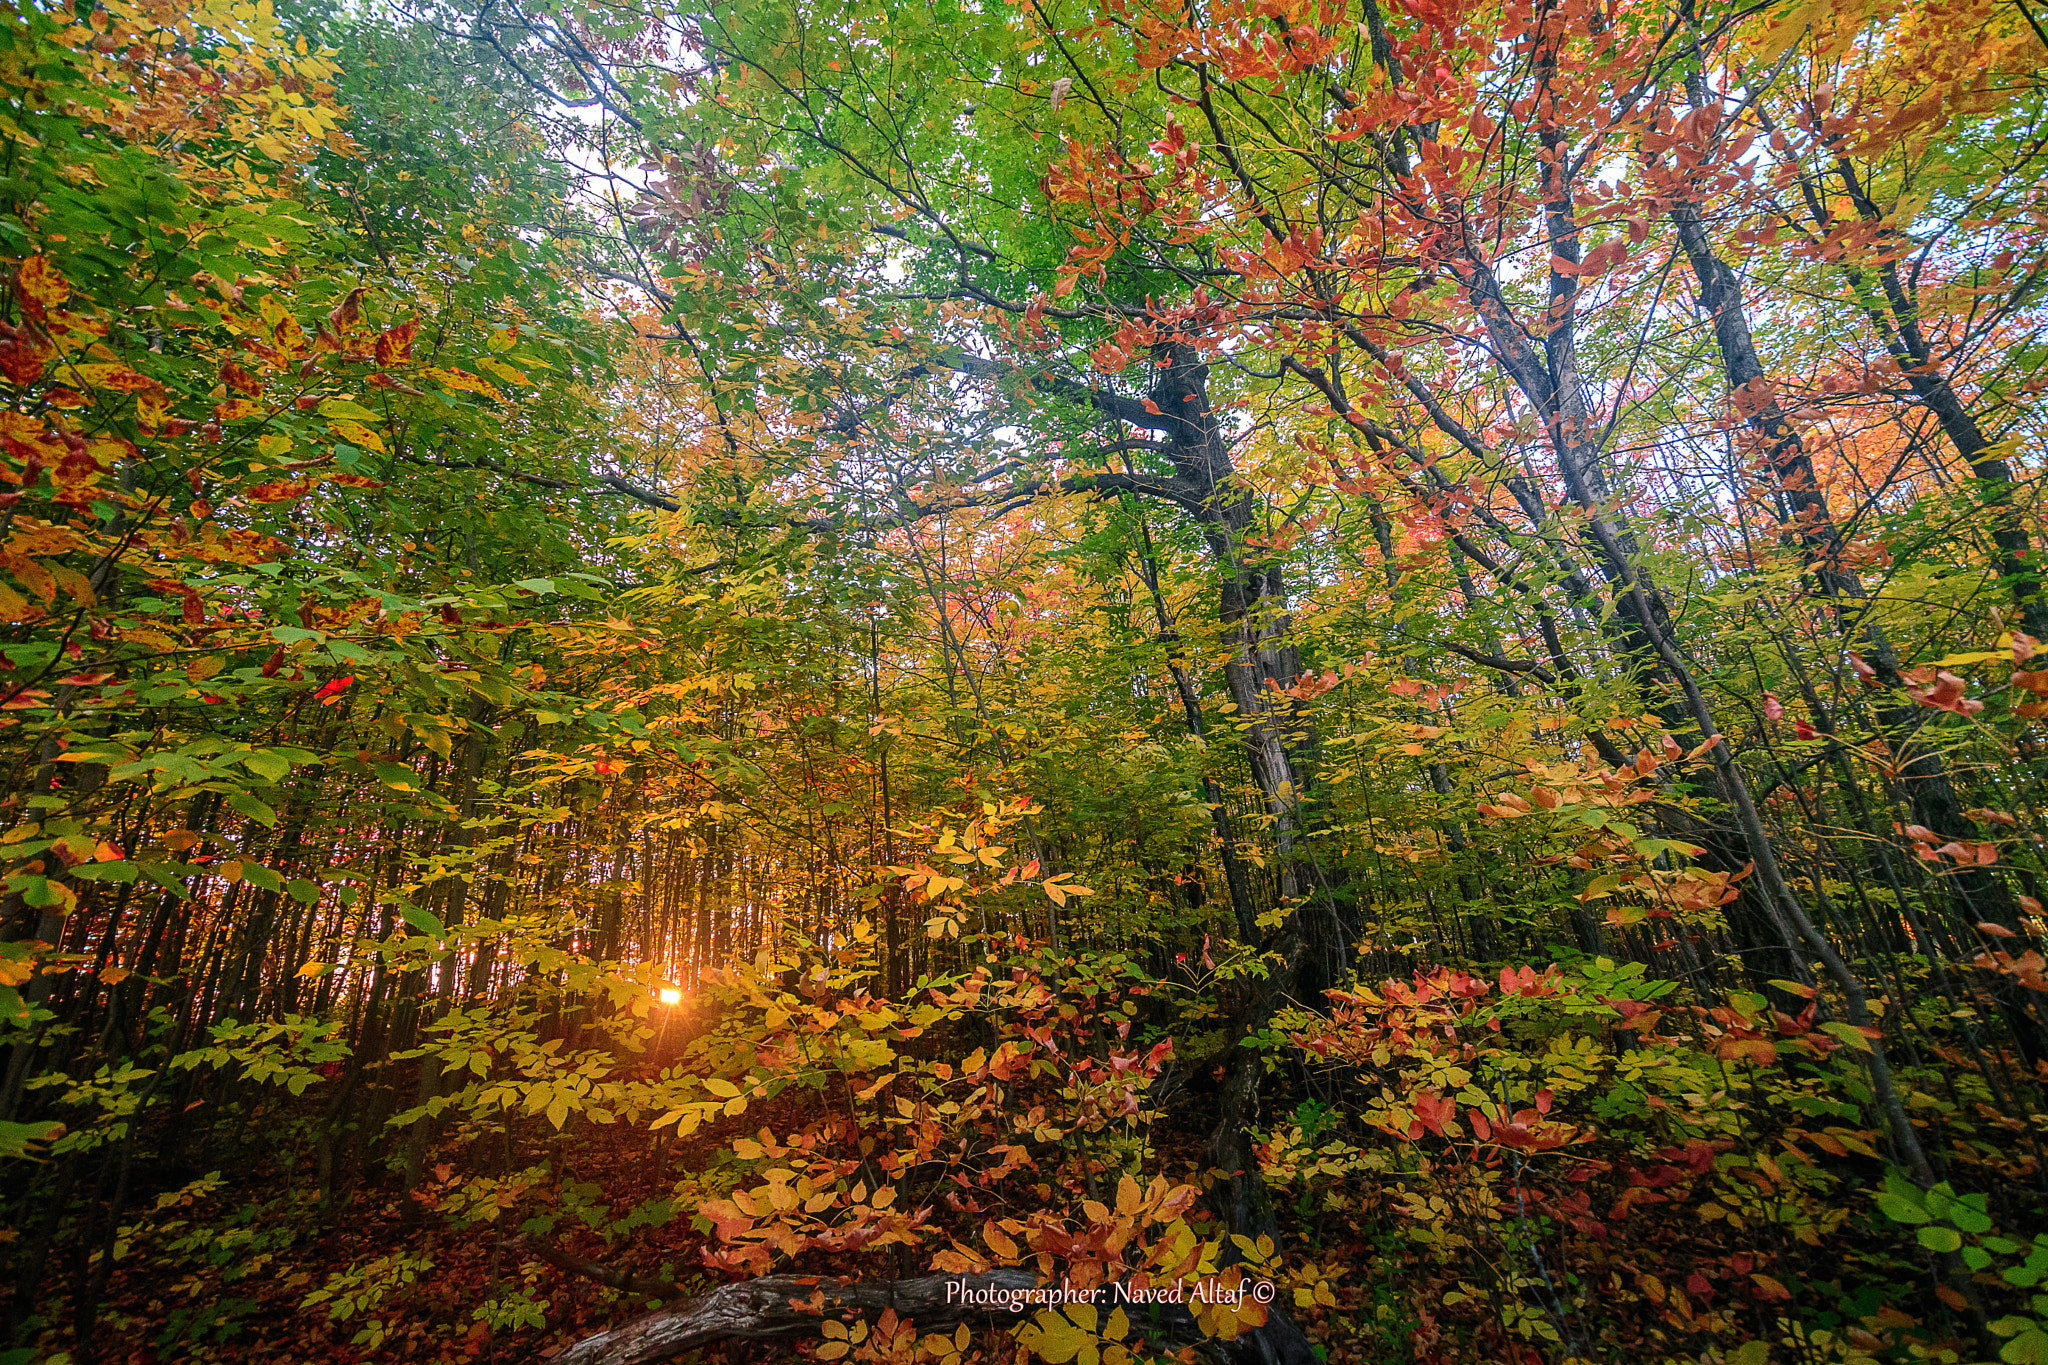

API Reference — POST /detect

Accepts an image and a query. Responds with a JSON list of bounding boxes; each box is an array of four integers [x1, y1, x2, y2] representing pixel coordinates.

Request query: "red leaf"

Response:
[[1907, 670, 1981, 715], [220, 361, 263, 397], [374, 319, 419, 366]]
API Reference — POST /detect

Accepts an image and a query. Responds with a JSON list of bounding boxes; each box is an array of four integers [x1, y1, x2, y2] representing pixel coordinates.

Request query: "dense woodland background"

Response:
[[0, 0, 2046, 1361]]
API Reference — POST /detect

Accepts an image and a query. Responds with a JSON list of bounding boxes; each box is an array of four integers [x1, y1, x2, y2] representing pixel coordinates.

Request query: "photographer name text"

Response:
[[943, 1276, 1276, 1313]]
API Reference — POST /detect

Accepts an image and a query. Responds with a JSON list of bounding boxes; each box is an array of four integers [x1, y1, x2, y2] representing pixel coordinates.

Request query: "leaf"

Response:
[[374, 319, 419, 365], [16, 257, 69, 318], [2001, 1329, 2048, 1364], [1819, 1021, 1875, 1052], [242, 751, 292, 783], [70, 363, 160, 394], [1750, 0, 1827, 68], [0, 1118, 64, 1159], [423, 367, 505, 402], [1951, 1201, 1994, 1234], [326, 419, 386, 453], [1918, 1225, 1964, 1253], [317, 397, 383, 422], [399, 903, 445, 937], [1748, 1273, 1792, 1301], [1019, 1304, 1099, 1365], [1876, 1192, 1932, 1224]]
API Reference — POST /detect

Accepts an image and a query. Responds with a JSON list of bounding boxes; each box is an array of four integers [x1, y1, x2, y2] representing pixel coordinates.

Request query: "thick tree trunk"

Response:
[[1141, 342, 1326, 1365], [1148, 342, 1346, 994]]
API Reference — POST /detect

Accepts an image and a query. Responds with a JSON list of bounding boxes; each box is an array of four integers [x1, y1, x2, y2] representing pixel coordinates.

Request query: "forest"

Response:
[[0, 0, 2045, 1360]]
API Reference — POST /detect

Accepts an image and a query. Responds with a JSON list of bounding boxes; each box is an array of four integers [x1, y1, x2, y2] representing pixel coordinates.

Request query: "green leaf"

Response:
[[226, 791, 279, 826], [240, 863, 284, 894], [72, 862, 138, 883], [2000, 1328, 2048, 1364], [1875, 1192, 1932, 1224], [0, 1119, 64, 1159], [1917, 1225, 1963, 1253], [399, 903, 445, 937], [1818, 1021, 1873, 1052], [241, 751, 293, 783], [317, 397, 383, 422], [1952, 1203, 1995, 1234]]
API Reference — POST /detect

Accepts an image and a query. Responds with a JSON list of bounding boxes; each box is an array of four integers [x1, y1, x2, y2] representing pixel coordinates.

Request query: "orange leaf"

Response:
[[16, 257, 68, 321], [374, 319, 419, 366]]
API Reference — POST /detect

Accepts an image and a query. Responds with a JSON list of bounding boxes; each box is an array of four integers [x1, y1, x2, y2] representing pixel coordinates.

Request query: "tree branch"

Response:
[[950, 354, 1177, 433], [398, 448, 685, 514], [502, 1234, 680, 1302]]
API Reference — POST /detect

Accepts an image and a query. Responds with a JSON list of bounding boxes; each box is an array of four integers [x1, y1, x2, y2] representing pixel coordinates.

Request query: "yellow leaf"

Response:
[[1020, 1304, 1099, 1365], [423, 367, 505, 402], [17, 256, 68, 313], [4, 554, 54, 605], [68, 363, 159, 394], [1750, 0, 1827, 69], [327, 419, 385, 453]]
